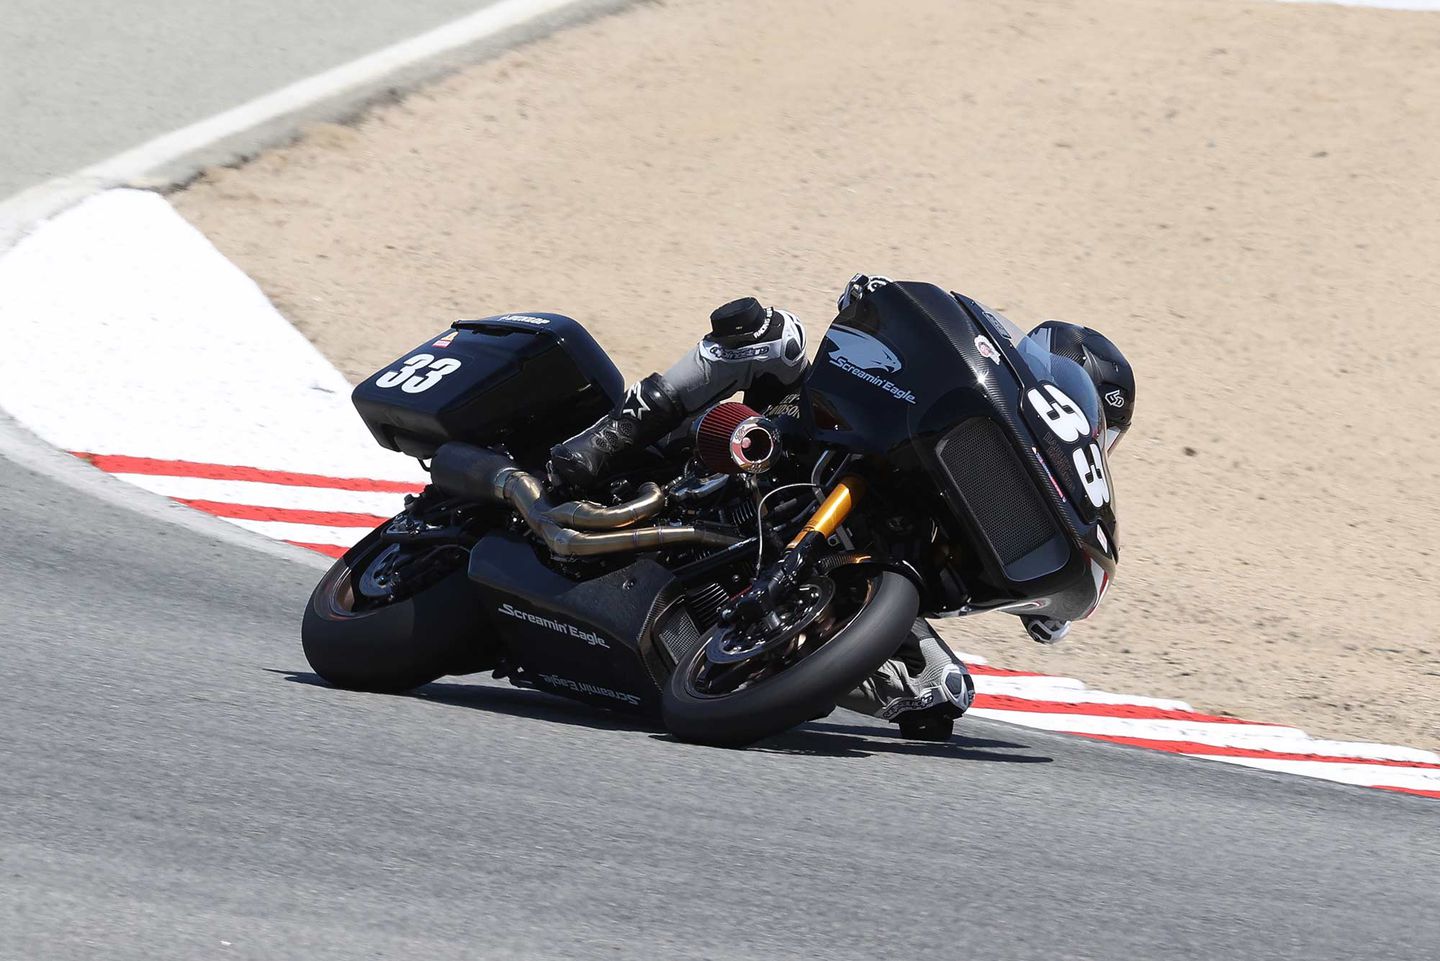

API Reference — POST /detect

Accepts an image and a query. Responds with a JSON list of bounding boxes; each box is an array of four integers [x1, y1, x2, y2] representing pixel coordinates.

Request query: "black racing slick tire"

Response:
[[301, 526, 493, 694], [662, 569, 919, 748]]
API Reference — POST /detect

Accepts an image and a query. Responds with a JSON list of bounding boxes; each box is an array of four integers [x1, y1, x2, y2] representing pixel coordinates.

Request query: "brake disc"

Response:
[[356, 544, 403, 599], [703, 576, 837, 664]]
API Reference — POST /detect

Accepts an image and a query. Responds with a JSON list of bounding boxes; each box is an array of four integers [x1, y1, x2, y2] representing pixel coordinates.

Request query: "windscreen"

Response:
[[976, 302, 1104, 430]]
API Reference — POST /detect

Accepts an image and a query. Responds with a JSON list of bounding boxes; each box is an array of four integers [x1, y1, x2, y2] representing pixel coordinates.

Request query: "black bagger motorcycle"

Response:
[[302, 281, 1118, 747]]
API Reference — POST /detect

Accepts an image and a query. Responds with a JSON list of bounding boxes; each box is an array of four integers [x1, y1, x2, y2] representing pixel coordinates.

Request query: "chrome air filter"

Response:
[[694, 402, 779, 475]]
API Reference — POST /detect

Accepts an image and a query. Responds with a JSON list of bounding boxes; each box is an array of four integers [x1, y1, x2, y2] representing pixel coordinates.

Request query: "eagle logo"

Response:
[[825, 328, 902, 373]]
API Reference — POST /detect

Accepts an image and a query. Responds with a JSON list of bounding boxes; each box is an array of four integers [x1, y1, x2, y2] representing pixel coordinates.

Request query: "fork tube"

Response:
[[787, 475, 866, 548]]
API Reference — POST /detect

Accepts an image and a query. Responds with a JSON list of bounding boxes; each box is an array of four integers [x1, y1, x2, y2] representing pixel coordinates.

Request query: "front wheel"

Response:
[[301, 523, 495, 693], [661, 568, 919, 747]]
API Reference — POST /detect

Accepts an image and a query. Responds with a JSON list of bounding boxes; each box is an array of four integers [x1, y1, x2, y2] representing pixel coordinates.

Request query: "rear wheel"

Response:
[[301, 521, 495, 693], [661, 567, 919, 747]]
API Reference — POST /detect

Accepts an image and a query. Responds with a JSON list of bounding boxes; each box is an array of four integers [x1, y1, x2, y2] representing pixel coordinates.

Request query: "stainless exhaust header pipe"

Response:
[[430, 443, 739, 557], [548, 482, 665, 530]]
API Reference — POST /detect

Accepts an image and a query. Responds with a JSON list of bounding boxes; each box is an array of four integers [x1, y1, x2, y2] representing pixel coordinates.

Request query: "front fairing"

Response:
[[965, 294, 1118, 544], [800, 281, 1117, 616]]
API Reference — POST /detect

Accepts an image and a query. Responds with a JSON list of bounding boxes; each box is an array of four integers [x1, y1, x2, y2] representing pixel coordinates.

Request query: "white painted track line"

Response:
[[0, 0, 631, 249], [83, 0, 624, 188], [1188, 756, 1440, 792], [970, 710, 1306, 743]]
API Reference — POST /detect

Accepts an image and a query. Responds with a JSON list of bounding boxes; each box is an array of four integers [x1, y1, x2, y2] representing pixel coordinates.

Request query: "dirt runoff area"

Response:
[[175, 0, 1440, 749]]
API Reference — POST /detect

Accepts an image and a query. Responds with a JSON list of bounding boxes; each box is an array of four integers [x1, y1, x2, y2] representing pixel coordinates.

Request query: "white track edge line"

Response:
[[86, 0, 622, 184], [0, 0, 634, 248]]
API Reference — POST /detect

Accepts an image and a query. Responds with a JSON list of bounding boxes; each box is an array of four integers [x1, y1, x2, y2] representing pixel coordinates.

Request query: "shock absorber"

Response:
[[723, 474, 866, 625], [788, 475, 866, 548]]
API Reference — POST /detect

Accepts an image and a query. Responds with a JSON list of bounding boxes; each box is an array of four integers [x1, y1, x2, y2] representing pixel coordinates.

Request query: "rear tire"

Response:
[[301, 526, 494, 693], [662, 569, 919, 747]]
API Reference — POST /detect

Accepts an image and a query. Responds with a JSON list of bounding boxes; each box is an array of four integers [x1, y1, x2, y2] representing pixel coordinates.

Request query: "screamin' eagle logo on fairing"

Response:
[[826, 328, 902, 372], [823, 327, 915, 404]]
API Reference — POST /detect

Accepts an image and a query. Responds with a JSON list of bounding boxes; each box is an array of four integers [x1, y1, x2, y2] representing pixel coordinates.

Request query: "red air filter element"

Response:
[[694, 402, 779, 475]]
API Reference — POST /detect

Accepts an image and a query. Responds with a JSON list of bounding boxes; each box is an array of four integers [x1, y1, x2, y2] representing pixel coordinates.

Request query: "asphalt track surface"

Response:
[[2, 447, 1438, 961], [2, 3, 1439, 959], [0, 0, 513, 197]]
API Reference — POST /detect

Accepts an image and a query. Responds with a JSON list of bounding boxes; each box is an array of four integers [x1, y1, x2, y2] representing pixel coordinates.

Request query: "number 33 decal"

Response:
[[1072, 444, 1111, 506], [375, 353, 463, 394], [1028, 384, 1111, 506]]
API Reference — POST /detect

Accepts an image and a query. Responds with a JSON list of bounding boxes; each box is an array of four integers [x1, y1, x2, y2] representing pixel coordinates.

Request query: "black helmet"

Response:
[[1027, 320, 1135, 451]]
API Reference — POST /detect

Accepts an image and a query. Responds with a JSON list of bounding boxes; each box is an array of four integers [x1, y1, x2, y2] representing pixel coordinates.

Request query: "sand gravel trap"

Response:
[[175, 0, 1440, 749]]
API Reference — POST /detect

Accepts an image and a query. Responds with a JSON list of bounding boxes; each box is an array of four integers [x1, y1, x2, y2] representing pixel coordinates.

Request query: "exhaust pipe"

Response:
[[548, 483, 666, 530], [430, 443, 739, 557]]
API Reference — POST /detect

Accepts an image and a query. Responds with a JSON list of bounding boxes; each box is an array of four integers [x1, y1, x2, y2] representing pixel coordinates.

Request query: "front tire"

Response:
[[661, 569, 919, 747], [301, 526, 494, 693]]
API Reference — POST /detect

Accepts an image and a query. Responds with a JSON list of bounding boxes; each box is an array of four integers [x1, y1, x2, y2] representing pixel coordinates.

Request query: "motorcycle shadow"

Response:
[[279, 671, 1051, 761], [720, 721, 1055, 763], [277, 670, 662, 736], [417, 679, 667, 735]]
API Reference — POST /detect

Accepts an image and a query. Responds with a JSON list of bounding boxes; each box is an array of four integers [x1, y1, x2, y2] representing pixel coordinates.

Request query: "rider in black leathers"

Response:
[[549, 275, 1135, 740]]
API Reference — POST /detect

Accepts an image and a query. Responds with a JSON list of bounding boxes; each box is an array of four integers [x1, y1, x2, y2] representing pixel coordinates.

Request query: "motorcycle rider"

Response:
[[549, 274, 1135, 740]]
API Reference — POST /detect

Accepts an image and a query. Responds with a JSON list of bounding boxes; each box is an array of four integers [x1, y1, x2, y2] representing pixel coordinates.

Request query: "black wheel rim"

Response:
[[683, 567, 878, 699], [322, 523, 467, 618]]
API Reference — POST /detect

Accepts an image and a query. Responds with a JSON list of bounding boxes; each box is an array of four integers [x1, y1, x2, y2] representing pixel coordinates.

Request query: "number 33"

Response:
[[375, 353, 463, 394], [1072, 444, 1111, 506]]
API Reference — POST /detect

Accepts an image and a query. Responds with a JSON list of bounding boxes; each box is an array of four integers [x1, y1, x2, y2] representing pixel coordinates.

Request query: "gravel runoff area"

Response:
[[175, 0, 1440, 750]]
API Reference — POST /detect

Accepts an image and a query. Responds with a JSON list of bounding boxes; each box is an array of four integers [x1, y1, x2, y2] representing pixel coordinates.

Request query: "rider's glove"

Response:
[[836, 273, 892, 312]]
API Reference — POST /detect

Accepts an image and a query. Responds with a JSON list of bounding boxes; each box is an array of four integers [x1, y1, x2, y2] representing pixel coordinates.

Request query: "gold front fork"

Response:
[[788, 474, 866, 548]]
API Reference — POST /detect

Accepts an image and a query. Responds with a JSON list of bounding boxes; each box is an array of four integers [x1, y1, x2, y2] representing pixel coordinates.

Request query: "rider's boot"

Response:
[[548, 296, 803, 491], [837, 618, 976, 742], [549, 372, 685, 491]]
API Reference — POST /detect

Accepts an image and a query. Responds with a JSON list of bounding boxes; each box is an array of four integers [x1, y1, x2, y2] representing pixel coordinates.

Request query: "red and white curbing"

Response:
[[69, 453, 418, 558], [2, 188, 1436, 798], [966, 668, 1440, 798]]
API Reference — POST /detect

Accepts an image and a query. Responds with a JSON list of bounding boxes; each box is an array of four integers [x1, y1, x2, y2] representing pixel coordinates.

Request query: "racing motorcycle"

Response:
[[302, 281, 1118, 747]]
